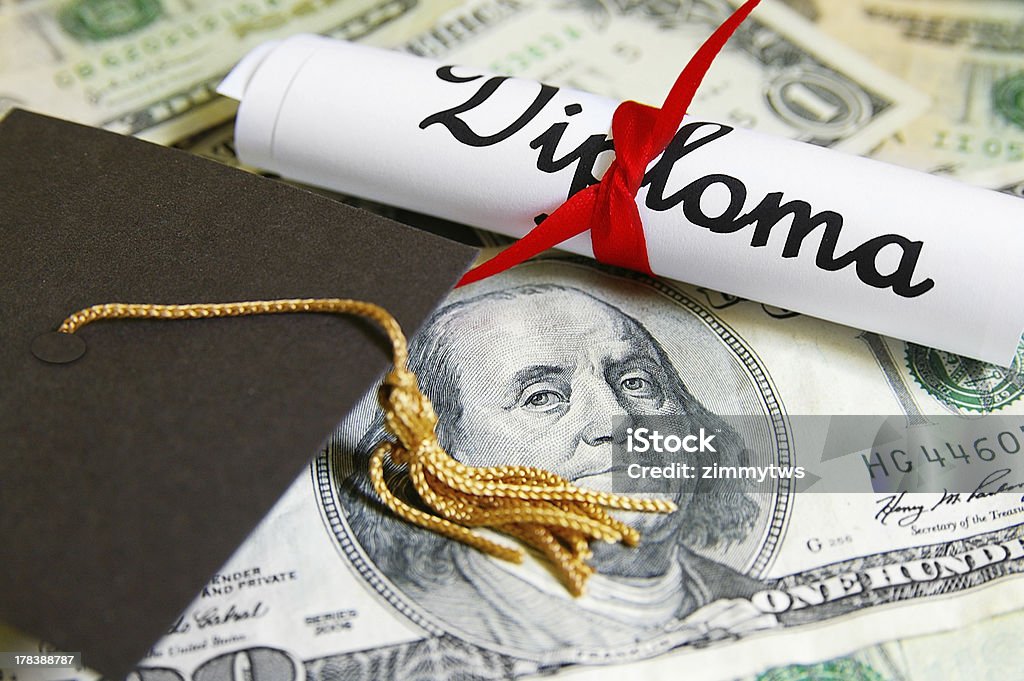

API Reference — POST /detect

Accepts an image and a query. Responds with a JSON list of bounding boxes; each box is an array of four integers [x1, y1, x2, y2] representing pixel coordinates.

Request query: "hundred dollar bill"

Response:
[[0, 0, 463, 143], [394, 0, 928, 154], [5, 253, 1014, 681], [779, 0, 1024, 177]]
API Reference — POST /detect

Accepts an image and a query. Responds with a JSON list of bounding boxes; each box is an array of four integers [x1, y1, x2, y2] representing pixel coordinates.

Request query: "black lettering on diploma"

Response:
[[420, 68, 936, 298], [529, 103, 615, 201], [419, 66, 559, 147]]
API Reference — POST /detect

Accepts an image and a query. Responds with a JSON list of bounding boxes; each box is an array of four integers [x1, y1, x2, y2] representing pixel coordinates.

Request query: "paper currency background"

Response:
[[2, 1, 1024, 680]]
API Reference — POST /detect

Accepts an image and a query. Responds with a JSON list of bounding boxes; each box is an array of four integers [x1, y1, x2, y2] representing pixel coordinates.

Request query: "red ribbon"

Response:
[[457, 0, 761, 287]]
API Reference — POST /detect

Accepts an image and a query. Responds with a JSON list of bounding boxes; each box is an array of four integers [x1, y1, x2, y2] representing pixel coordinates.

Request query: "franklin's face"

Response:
[[439, 290, 693, 542]]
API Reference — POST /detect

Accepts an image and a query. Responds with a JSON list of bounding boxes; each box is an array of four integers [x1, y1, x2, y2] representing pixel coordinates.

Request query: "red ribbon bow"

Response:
[[458, 0, 761, 287]]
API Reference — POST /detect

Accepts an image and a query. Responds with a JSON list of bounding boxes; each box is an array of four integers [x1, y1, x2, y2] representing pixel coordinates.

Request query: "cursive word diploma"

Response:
[[219, 35, 1024, 365]]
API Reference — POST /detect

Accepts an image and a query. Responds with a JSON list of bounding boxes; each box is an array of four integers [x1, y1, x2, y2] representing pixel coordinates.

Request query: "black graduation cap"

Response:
[[0, 109, 477, 678]]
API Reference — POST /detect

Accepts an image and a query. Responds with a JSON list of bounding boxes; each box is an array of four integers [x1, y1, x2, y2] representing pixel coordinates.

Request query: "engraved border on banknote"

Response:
[[768, 523, 1024, 612], [314, 453, 449, 637]]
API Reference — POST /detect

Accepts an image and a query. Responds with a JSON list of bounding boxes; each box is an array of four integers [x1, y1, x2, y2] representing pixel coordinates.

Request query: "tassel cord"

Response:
[[57, 297, 676, 595]]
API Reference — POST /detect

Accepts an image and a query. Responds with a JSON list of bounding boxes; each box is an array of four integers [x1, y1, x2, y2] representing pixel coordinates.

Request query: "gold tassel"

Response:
[[57, 298, 676, 596], [371, 366, 676, 596]]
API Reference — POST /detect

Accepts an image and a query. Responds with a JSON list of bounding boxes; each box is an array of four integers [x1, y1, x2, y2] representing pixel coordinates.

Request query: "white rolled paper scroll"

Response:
[[219, 34, 1024, 365]]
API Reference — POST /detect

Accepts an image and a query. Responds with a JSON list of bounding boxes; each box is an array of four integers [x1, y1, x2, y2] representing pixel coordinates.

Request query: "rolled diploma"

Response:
[[219, 34, 1024, 365]]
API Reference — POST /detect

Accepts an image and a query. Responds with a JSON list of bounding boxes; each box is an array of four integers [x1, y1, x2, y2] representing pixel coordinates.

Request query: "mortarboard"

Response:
[[0, 109, 478, 679]]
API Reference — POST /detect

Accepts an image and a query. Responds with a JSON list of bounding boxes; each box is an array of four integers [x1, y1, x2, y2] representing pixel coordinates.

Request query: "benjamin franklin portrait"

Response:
[[327, 261, 787, 663]]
